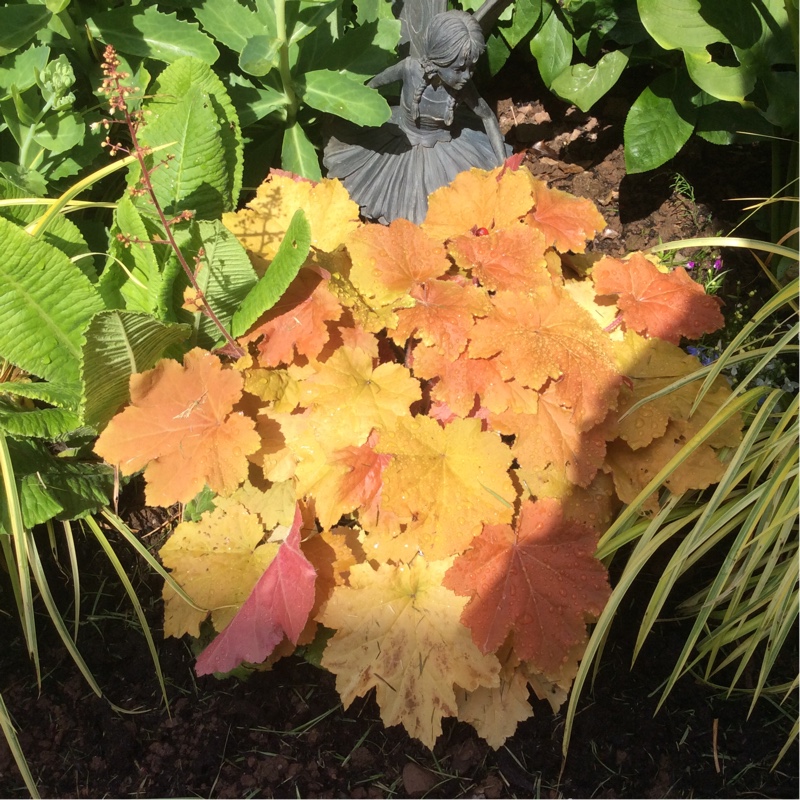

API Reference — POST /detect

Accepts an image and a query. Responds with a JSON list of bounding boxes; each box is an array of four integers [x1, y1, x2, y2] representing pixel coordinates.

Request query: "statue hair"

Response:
[[412, 10, 485, 124]]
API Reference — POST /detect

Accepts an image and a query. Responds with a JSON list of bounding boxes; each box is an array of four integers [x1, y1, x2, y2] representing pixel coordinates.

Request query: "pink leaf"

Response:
[[195, 506, 316, 676]]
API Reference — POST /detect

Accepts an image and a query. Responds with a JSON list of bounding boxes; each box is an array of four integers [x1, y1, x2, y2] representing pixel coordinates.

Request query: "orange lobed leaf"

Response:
[[389, 279, 491, 360], [346, 218, 450, 308], [443, 498, 611, 675], [448, 225, 552, 292], [240, 268, 343, 367], [592, 252, 724, 344], [469, 286, 621, 430], [525, 180, 606, 253], [422, 166, 536, 241], [95, 349, 259, 506]]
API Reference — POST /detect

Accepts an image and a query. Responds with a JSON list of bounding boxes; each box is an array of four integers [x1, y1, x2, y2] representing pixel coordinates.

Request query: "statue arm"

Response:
[[368, 59, 410, 89], [463, 84, 507, 165]]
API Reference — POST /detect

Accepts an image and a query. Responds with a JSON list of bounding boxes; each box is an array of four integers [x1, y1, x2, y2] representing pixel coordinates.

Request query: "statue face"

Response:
[[435, 59, 474, 91]]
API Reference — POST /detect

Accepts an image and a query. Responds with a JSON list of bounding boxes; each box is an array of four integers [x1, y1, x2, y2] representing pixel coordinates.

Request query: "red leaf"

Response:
[[443, 499, 610, 675], [195, 506, 316, 675]]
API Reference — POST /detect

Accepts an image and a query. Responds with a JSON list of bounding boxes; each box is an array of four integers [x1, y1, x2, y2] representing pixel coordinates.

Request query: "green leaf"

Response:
[[530, 9, 574, 86], [143, 57, 243, 214], [87, 6, 219, 64], [299, 69, 391, 125], [624, 71, 697, 174], [282, 121, 321, 180], [239, 35, 281, 77], [289, 0, 342, 46], [0, 381, 80, 409], [683, 48, 756, 103], [500, 0, 542, 49], [229, 83, 287, 127], [80, 310, 191, 430], [637, 0, 733, 51], [550, 49, 629, 111], [0, 6, 52, 57], [0, 403, 80, 439], [136, 84, 229, 220], [32, 111, 84, 155], [168, 220, 258, 348], [231, 209, 311, 338], [0, 216, 103, 385], [195, 0, 263, 53], [0, 44, 50, 94]]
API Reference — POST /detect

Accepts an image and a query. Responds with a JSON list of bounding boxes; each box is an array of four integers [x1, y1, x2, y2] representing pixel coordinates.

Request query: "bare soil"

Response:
[[1, 58, 797, 799]]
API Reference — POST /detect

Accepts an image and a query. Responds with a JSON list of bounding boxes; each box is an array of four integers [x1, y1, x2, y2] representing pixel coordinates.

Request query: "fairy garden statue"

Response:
[[323, 0, 513, 224]]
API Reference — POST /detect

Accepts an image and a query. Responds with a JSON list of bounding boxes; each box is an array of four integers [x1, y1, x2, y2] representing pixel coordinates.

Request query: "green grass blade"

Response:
[[62, 520, 81, 641], [84, 516, 170, 712], [0, 692, 40, 799]]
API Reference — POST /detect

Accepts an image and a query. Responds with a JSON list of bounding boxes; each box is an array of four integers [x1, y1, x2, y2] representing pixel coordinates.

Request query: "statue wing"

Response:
[[397, 0, 447, 59]]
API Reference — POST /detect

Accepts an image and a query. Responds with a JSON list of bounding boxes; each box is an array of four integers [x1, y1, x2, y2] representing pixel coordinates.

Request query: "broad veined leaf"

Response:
[[0, 45, 50, 93], [231, 209, 311, 338], [443, 498, 611, 675], [637, 0, 751, 51], [144, 57, 243, 213], [94, 348, 260, 506], [549, 49, 630, 112], [195, 0, 264, 53], [136, 83, 229, 220], [683, 48, 755, 104], [526, 180, 606, 253], [372, 416, 515, 560], [80, 310, 191, 431], [87, 7, 219, 64], [159, 495, 280, 637], [592, 252, 724, 344], [529, 7, 573, 86], [0, 404, 79, 439], [238, 35, 281, 77], [0, 216, 103, 386], [469, 286, 621, 430], [299, 70, 391, 126], [0, 6, 51, 57], [319, 557, 501, 749], [195, 505, 317, 675]]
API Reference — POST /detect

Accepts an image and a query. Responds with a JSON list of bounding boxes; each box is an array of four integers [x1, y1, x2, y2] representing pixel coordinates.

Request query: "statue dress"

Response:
[[322, 9, 512, 225]]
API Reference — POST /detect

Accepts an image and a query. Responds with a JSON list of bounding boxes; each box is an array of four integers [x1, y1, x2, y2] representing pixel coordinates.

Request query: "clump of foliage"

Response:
[[94, 166, 737, 748]]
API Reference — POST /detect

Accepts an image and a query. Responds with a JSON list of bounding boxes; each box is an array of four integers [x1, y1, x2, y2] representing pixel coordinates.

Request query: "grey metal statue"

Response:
[[323, 0, 513, 225]]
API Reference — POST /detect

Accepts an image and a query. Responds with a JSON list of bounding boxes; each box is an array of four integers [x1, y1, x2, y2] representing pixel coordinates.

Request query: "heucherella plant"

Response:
[[95, 164, 742, 749]]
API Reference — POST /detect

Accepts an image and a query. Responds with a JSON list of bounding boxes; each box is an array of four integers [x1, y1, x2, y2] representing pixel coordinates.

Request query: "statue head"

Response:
[[422, 10, 485, 89]]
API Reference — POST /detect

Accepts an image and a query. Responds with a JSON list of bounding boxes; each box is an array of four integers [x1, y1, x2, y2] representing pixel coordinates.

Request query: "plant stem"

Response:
[[275, 0, 298, 125]]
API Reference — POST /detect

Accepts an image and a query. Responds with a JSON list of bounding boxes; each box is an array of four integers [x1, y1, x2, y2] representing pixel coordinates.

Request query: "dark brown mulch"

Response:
[[1, 57, 797, 799]]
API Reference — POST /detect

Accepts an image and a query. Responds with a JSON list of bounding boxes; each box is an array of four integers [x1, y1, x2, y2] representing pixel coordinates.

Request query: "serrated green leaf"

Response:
[[0, 6, 52, 57], [239, 35, 281, 76], [0, 403, 80, 439], [0, 216, 103, 385], [136, 84, 228, 220], [87, 7, 219, 64], [530, 9, 574, 86], [80, 310, 191, 430], [195, 0, 263, 53], [0, 381, 80, 408], [624, 71, 697, 174], [168, 220, 257, 348], [232, 209, 311, 338], [550, 49, 629, 112], [282, 122, 321, 180], [300, 70, 391, 125], [145, 57, 243, 213]]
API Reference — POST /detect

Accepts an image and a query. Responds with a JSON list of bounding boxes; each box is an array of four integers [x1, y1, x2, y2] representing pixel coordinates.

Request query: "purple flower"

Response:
[[713, 258, 723, 271], [686, 261, 696, 269]]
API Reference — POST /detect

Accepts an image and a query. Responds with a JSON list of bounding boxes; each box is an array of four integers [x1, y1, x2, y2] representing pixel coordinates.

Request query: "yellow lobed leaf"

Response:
[[223, 173, 360, 261], [371, 416, 515, 561], [160, 497, 279, 638], [319, 557, 500, 749]]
